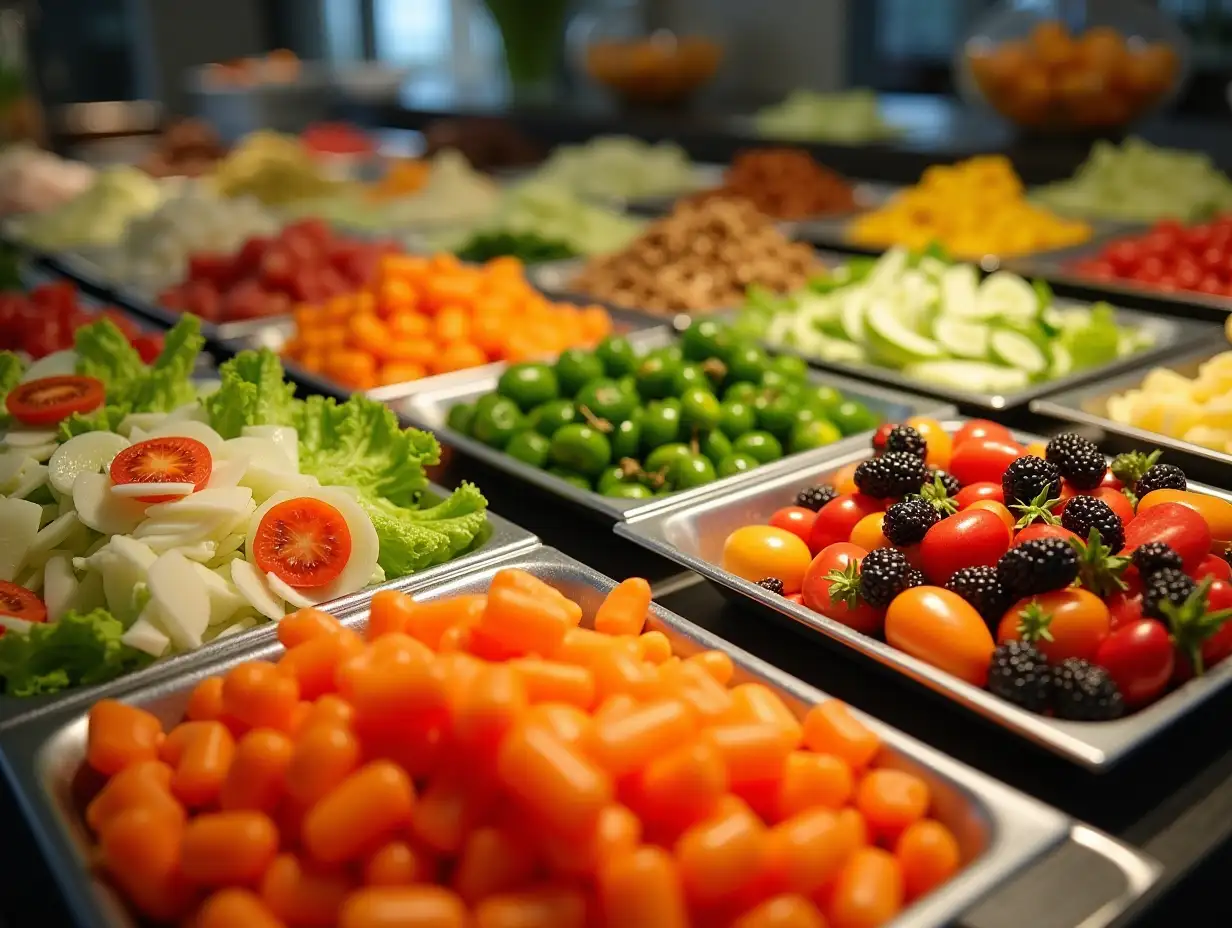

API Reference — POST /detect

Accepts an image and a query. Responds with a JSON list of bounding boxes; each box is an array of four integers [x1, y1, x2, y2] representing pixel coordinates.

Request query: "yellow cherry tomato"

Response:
[[850, 513, 891, 552], [905, 417, 954, 470], [831, 463, 859, 496], [722, 525, 813, 594], [1138, 489, 1232, 549]]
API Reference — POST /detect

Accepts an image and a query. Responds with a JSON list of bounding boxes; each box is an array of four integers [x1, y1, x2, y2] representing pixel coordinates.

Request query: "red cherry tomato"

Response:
[[952, 420, 1014, 449], [1100, 471, 1123, 490], [1057, 486, 1134, 527], [871, 422, 895, 453], [954, 482, 1004, 508], [948, 439, 1023, 487], [109, 436, 213, 503], [806, 493, 884, 556], [1013, 523, 1078, 547], [1193, 554, 1232, 583], [1199, 579, 1232, 671], [966, 500, 1014, 532], [1095, 619, 1174, 708], [0, 580, 48, 626], [5, 376, 105, 426], [768, 506, 820, 547], [997, 589, 1110, 664], [1122, 503, 1212, 572], [800, 543, 884, 636], [919, 509, 1011, 585], [1106, 591, 1145, 631], [253, 497, 355, 589]]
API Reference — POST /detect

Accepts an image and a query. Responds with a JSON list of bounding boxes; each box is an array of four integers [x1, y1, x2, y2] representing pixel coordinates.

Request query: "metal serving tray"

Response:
[[0, 488, 538, 733], [389, 327, 955, 523], [1031, 343, 1232, 471], [616, 418, 1232, 770], [0, 545, 1158, 928]]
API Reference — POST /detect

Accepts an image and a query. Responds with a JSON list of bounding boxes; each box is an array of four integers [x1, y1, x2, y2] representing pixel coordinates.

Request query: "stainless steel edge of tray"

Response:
[[616, 418, 1232, 770], [0, 488, 538, 733], [771, 304, 1217, 412], [389, 326, 955, 524], [0, 545, 1159, 928], [1030, 343, 1232, 471]]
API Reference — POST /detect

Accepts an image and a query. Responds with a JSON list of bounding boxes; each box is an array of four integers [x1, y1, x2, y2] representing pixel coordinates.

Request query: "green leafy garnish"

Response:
[[1070, 528, 1130, 597], [1160, 577, 1232, 677], [0, 609, 154, 697], [1010, 487, 1062, 529], [1061, 302, 1121, 370], [203, 349, 299, 439], [0, 350, 26, 428]]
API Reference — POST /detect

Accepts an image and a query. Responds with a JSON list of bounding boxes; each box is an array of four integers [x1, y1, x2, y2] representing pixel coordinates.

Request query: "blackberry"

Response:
[[1052, 658, 1124, 721], [927, 468, 961, 497], [1142, 567, 1195, 621], [1136, 463, 1187, 497], [1002, 456, 1062, 506], [1131, 541, 1183, 579], [987, 641, 1053, 713], [905, 568, 926, 590], [853, 452, 927, 500], [996, 538, 1079, 599], [795, 484, 838, 512], [1046, 433, 1107, 491], [1060, 496, 1125, 551], [756, 577, 785, 595], [883, 497, 940, 546], [946, 565, 1010, 624], [858, 548, 914, 609], [882, 425, 927, 459]]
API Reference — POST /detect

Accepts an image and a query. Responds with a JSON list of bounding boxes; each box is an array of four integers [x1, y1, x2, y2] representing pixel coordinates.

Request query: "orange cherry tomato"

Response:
[[1138, 489, 1232, 549], [964, 499, 1015, 533], [831, 463, 859, 496], [253, 497, 354, 589], [997, 589, 1110, 663], [849, 512, 891, 551], [885, 587, 996, 686], [722, 526, 813, 594]]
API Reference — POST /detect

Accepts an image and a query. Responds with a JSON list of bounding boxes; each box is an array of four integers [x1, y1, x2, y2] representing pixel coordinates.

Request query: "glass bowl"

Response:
[[957, 0, 1189, 132]]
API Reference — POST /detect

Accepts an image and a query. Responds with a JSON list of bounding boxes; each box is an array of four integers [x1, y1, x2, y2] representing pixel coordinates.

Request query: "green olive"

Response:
[[505, 430, 551, 468], [670, 453, 718, 490], [717, 452, 760, 477], [635, 353, 681, 401], [575, 378, 639, 424], [594, 335, 638, 377], [701, 429, 733, 465], [527, 399, 578, 438], [554, 349, 605, 397], [726, 344, 769, 385], [719, 399, 756, 438], [547, 467, 592, 491], [733, 430, 784, 464], [601, 482, 654, 500], [680, 317, 733, 363], [789, 418, 843, 453], [679, 387, 722, 433], [640, 399, 682, 450], [548, 424, 612, 478], [610, 416, 642, 460], [754, 391, 801, 440], [445, 402, 475, 436], [645, 442, 693, 475], [497, 363, 558, 411], [471, 396, 524, 449]]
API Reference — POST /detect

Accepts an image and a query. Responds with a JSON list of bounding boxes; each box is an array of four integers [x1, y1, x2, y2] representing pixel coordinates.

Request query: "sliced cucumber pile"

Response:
[[738, 247, 1156, 395]]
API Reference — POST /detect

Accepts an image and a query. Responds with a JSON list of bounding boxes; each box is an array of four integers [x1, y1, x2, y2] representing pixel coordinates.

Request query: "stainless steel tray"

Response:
[[0, 545, 1158, 928], [0, 488, 538, 733], [616, 418, 1232, 770], [1031, 343, 1232, 471], [389, 327, 955, 523], [770, 303, 1216, 412]]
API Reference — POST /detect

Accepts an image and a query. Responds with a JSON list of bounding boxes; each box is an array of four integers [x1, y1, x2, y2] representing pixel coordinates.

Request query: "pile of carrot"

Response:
[[81, 569, 963, 928], [282, 253, 613, 391]]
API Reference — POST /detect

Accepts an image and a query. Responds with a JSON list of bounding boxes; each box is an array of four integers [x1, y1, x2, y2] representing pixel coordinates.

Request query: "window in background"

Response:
[[373, 0, 498, 81], [323, 0, 364, 62]]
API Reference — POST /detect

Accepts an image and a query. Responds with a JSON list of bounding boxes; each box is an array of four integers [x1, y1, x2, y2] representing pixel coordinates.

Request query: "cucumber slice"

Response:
[[800, 333, 868, 364], [866, 248, 909, 290], [903, 360, 1031, 395], [917, 256, 951, 281], [990, 329, 1048, 375], [865, 298, 945, 369], [932, 317, 991, 360], [939, 265, 984, 318], [1049, 342, 1074, 379], [839, 289, 869, 343], [48, 431, 131, 496], [977, 271, 1039, 323]]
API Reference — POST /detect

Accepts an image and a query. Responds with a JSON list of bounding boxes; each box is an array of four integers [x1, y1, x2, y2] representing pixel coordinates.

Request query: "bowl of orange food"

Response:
[[959, 0, 1188, 132], [584, 32, 722, 107]]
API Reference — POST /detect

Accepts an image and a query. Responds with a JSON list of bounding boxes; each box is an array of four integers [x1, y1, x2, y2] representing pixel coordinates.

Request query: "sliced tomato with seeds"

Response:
[[253, 497, 353, 588], [109, 436, 213, 502], [0, 581, 48, 626], [5, 376, 104, 426]]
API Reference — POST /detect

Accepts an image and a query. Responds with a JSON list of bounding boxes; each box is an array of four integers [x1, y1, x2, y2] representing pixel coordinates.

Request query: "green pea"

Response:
[[830, 400, 880, 436], [575, 378, 639, 423], [680, 318, 733, 363], [672, 363, 710, 395], [723, 381, 759, 404], [680, 387, 721, 433], [719, 399, 757, 438], [670, 453, 718, 490], [594, 335, 638, 377], [634, 353, 681, 401], [527, 399, 577, 438], [610, 416, 642, 460], [768, 354, 810, 382], [505, 430, 551, 468], [602, 482, 654, 500], [554, 349, 604, 397], [645, 442, 693, 474], [754, 392, 800, 440], [548, 467, 592, 491], [641, 400, 682, 450], [726, 344, 769, 384], [549, 424, 612, 478], [790, 418, 843, 453], [471, 396, 524, 449], [445, 402, 475, 436], [497, 363, 558, 411], [700, 429, 732, 465], [733, 430, 783, 464], [717, 452, 760, 477]]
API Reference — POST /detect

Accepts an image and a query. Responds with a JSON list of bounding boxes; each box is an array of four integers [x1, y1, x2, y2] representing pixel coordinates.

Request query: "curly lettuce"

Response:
[[365, 482, 490, 578], [0, 350, 25, 428], [203, 349, 299, 439], [0, 609, 153, 696]]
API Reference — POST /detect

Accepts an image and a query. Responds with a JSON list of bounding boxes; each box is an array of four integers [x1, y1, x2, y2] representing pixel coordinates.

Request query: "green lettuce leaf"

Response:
[[1062, 303, 1122, 370], [203, 348, 300, 439], [74, 318, 145, 399], [0, 609, 154, 697], [128, 315, 204, 413], [58, 404, 133, 442], [364, 483, 489, 577], [0, 350, 26, 428]]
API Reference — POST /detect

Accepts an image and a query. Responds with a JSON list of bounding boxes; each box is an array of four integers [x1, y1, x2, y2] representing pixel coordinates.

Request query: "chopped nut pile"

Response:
[[694, 148, 857, 219], [572, 198, 817, 313]]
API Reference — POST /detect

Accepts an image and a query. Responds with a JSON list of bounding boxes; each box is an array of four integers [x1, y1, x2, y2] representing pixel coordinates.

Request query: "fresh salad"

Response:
[[0, 316, 489, 696], [735, 248, 1156, 396]]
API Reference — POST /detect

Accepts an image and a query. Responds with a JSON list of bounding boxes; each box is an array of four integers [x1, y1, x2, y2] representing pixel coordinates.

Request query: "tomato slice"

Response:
[[0, 581, 48, 625], [109, 436, 213, 503], [5, 376, 104, 426], [253, 498, 353, 588]]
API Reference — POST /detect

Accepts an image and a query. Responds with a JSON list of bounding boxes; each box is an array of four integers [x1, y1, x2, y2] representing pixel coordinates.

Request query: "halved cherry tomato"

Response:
[[1013, 523, 1078, 547], [952, 420, 1013, 449], [800, 543, 884, 636], [1138, 490, 1232, 550], [5, 375, 104, 426], [109, 437, 213, 503], [0, 580, 47, 626], [997, 589, 1110, 663], [919, 510, 1010, 585], [807, 494, 884, 556], [954, 482, 1003, 508], [885, 587, 995, 686], [965, 500, 1014, 533], [948, 439, 1022, 487], [768, 506, 819, 547], [253, 498, 354, 589], [1123, 502, 1212, 572], [1095, 619, 1173, 708]]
